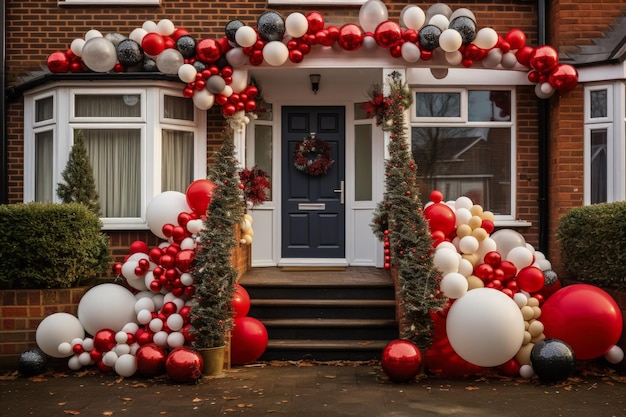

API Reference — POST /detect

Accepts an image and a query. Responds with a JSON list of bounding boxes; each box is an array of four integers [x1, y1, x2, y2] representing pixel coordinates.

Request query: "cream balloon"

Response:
[[473, 27, 499, 50], [156, 19, 175, 36], [177, 63, 198, 84], [400, 42, 421, 63], [235, 26, 257, 48], [285, 12, 308, 38], [230, 69, 249, 93], [77, 284, 138, 335], [439, 28, 462, 52], [129, 28, 148, 44], [401, 6, 426, 30], [262, 41, 289, 66], [440, 272, 468, 299], [70, 38, 85, 57], [192, 89, 215, 111], [142, 20, 158, 33], [359, 0, 389, 33]]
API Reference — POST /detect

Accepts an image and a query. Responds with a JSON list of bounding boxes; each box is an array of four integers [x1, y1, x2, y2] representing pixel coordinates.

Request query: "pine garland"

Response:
[[190, 127, 245, 349], [369, 72, 448, 349]]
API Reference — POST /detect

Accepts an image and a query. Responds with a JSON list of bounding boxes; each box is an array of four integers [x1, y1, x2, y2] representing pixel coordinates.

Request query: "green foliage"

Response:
[[0, 202, 111, 289], [557, 201, 626, 291], [370, 72, 447, 349], [190, 128, 245, 348], [57, 131, 101, 216]]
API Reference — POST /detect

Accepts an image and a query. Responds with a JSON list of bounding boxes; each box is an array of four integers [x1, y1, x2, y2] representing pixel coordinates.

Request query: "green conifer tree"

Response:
[[371, 72, 448, 349], [190, 127, 245, 348], [57, 131, 101, 216]]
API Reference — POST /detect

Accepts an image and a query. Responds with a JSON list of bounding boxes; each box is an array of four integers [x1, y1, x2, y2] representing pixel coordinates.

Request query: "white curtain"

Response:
[[35, 131, 54, 202], [162, 130, 194, 193]]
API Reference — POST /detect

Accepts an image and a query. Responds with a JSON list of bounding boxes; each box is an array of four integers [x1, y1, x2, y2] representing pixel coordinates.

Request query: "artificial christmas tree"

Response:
[[368, 71, 448, 349], [57, 131, 101, 216]]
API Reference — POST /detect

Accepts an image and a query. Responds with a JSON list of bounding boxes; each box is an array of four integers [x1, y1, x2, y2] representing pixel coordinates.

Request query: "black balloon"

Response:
[[117, 39, 143, 68], [176, 35, 197, 59], [257, 11, 285, 42], [530, 338, 576, 383], [418, 25, 442, 51], [192, 60, 207, 73], [543, 269, 559, 286], [18, 348, 47, 377], [225, 20, 244, 43], [142, 56, 158, 72], [449, 16, 477, 45]]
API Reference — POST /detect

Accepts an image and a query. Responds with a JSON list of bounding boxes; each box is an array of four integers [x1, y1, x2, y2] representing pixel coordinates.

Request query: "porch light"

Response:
[[310, 74, 321, 94]]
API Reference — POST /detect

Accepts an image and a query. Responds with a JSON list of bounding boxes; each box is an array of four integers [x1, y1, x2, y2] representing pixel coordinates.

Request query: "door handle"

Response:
[[333, 181, 344, 205]]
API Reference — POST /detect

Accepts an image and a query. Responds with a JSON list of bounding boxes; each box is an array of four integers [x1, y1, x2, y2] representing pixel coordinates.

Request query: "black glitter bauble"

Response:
[[192, 60, 207, 73], [530, 338, 576, 383], [225, 20, 244, 43], [543, 269, 559, 287], [257, 11, 285, 42], [18, 348, 48, 377], [418, 25, 442, 51], [142, 56, 158, 72], [449, 16, 477, 45], [116, 39, 143, 68], [176, 35, 197, 59]]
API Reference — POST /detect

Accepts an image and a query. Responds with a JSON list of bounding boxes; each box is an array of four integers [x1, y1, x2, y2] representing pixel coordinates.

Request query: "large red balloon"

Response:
[[47, 52, 70, 73], [515, 266, 545, 293], [232, 284, 251, 318], [196, 38, 222, 63], [166, 347, 203, 382], [548, 64, 578, 92], [142, 32, 165, 56], [186, 179, 217, 216], [337, 24, 364, 51], [374, 21, 402, 49], [504, 29, 526, 50], [381, 339, 422, 382], [424, 203, 456, 236], [136, 343, 167, 377], [529, 45, 558, 74], [541, 284, 623, 360], [94, 329, 116, 352], [230, 317, 268, 365]]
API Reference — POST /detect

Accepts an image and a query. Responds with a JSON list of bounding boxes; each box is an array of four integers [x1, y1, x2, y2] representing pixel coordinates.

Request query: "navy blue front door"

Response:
[[281, 106, 345, 259]]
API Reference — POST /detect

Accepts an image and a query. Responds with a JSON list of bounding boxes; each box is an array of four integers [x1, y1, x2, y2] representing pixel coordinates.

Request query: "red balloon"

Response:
[[47, 52, 70, 73], [374, 21, 402, 49], [175, 249, 195, 273], [306, 11, 325, 34], [381, 339, 422, 382], [142, 32, 165, 56], [515, 45, 534, 67], [429, 190, 444, 203], [541, 284, 623, 360], [474, 263, 494, 282], [424, 203, 456, 236], [529, 45, 558, 74], [130, 240, 149, 255], [337, 24, 364, 51], [481, 219, 495, 234], [499, 261, 517, 280], [504, 29, 526, 50], [94, 329, 116, 352], [186, 179, 217, 216], [515, 266, 545, 293], [230, 317, 268, 365], [499, 358, 521, 377], [166, 347, 204, 382], [232, 284, 251, 318], [136, 343, 167, 377], [548, 64, 578, 92], [196, 38, 222, 63], [483, 251, 502, 268]]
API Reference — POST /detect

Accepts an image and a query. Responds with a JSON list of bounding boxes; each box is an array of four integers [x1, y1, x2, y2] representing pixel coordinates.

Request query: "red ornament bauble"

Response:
[[129, 240, 149, 255], [424, 203, 456, 236], [541, 284, 623, 360], [232, 284, 251, 318], [429, 190, 444, 203], [529, 45, 558, 74], [306, 11, 325, 34], [515, 266, 545, 293], [93, 329, 116, 352], [504, 29, 526, 50], [374, 21, 402, 49], [142, 32, 166, 56], [186, 179, 217, 216], [381, 339, 422, 382], [47, 52, 70, 73], [337, 24, 364, 51], [136, 343, 168, 377], [196, 38, 222, 63], [548, 64, 578, 92], [166, 347, 204, 382], [230, 317, 268, 365]]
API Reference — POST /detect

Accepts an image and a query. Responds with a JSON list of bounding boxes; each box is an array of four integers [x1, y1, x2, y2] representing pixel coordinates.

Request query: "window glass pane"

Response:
[[254, 124, 273, 201], [354, 124, 372, 201], [81, 129, 141, 217], [256, 102, 273, 121], [590, 129, 608, 204], [415, 92, 460, 118], [354, 102, 369, 120], [164, 95, 194, 121], [469, 91, 511, 122], [35, 131, 53, 202], [162, 130, 194, 192], [75, 95, 141, 118], [412, 126, 511, 215], [35, 97, 54, 122], [590, 90, 608, 118]]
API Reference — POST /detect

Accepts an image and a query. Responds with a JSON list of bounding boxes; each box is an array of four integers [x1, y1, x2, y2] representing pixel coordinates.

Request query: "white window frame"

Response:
[[410, 86, 519, 223], [23, 81, 207, 231], [59, 0, 159, 5]]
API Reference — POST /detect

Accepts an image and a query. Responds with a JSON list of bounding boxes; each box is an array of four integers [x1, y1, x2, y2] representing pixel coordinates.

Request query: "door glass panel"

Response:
[[354, 102, 369, 120], [354, 124, 372, 201], [590, 128, 608, 204], [254, 124, 273, 201]]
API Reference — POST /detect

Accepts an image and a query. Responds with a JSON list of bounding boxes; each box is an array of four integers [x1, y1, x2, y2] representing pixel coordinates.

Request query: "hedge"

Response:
[[0, 202, 111, 289]]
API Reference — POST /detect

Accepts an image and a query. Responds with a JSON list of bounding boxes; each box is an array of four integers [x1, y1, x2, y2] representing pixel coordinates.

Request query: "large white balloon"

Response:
[[285, 12, 308, 38], [473, 27, 499, 50], [401, 6, 426, 30], [446, 288, 525, 367], [359, 0, 389, 33], [433, 247, 460, 274], [81, 37, 117, 72], [77, 284, 138, 335], [506, 246, 534, 271], [235, 26, 257, 48], [156, 48, 184, 74], [192, 88, 215, 110], [115, 353, 138, 377], [490, 229, 526, 259], [36, 313, 85, 358], [262, 41, 289, 66], [145, 191, 191, 240]]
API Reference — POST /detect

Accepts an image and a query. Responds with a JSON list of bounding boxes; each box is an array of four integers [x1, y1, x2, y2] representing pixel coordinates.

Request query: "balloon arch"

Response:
[[46, 1, 578, 117]]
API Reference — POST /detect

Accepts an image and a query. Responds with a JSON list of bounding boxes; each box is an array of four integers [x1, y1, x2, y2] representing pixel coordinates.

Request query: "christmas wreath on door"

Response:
[[293, 135, 334, 176]]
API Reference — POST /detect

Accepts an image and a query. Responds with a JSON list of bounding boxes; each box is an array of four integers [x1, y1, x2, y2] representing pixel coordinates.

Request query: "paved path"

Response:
[[2, 362, 625, 417]]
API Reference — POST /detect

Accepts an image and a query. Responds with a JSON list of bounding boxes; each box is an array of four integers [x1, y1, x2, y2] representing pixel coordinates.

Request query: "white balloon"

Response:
[[152, 294, 165, 311], [156, 48, 184, 74], [180, 237, 196, 250], [57, 342, 73, 356], [401, 42, 421, 63], [146, 191, 191, 240], [235, 26, 257, 48], [536, 259, 552, 271], [285, 12, 308, 38], [137, 309, 152, 325], [501, 51, 518, 68], [121, 323, 139, 334], [186, 219, 204, 234], [114, 343, 131, 356], [506, 246, 534, 271], [458, 258, 474, 277], [78, 351, 92, 367], [450, 8, 477, 24], [519, 364, 535, 378], [153, 331, 169, 347], [459, 235, 479, 254], [167, 332, 186, 348], [513, 292, 529, 308], [433, 247, 460, 274], [77, 284, 138, 336], [429, 15, 450, 32], [81, 37, 117, 72], [149, 318, 164, 332], [446, 288, 525, 367], [68, 355, 82, 371], [135, 297, 156, 314], [477, 237, 497, 261], [230, 69, 249, 93], [142, 20, 158, 33], [482, 48, 502, 68], [540, 82, 554, 96], [129, 28, 148, 44], [263, 41, 289, 66], [225, 47, 249, 67], [167, 314, 184, 331], [157, 19, 175, 36], [401, 6, 426, 30], [473, 27, 499, 50], [440, 272, 469, 299], [436, 241, 456, 252], [115, 353, 138, 377], [180, 272, 194, 286], [36, 313, 85, 358], [221, 85, 234, 98], [454, 208, 472, 227], [70, 38, 85, 57], [605, 345, 624, 364], [83, 337, 95, 351], [535, 82, 554, 99], [102, 351, 119, 367], [358, 0, 389, 33], [177, 63, 197, 84], [454, 196, 473, 210], [85, 29, 103, 40], [490, 229, 526, 259], [115, 331, 129, 344]]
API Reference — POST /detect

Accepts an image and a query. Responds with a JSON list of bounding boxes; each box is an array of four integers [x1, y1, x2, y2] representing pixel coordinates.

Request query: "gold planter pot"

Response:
[[199, 346, 226, 376]]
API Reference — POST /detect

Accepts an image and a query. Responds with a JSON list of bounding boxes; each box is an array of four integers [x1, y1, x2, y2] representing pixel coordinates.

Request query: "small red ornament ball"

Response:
[[381, 339, 422, 382]]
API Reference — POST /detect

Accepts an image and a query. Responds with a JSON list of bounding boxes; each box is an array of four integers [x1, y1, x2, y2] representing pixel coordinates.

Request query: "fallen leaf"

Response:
[[121, 398, 132, 402], [466, 386, 480, 391], [324, 375, 336, 379], [30, 376, 48, 382], [102, 412, 113, 416], [266, 410, 276, 413], [192, 398, 203, 403], [222, 396, 240, 400], [64, 411, 80, 415], [58, 402, 67, 406]]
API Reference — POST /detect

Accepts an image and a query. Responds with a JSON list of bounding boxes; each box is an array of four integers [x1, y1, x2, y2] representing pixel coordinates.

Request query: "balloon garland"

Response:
[[293, 136, 334, 176]]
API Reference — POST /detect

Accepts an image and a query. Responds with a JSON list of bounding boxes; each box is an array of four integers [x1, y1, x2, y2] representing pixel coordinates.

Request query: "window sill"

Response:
[[494, 220, 532, 228]]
